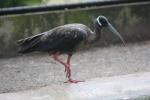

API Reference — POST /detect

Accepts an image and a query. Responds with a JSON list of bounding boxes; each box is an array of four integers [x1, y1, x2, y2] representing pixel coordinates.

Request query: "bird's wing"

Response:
[[17, 33, 45, 53], [39, 27, 87, 52], [17, 33, 44, 46]]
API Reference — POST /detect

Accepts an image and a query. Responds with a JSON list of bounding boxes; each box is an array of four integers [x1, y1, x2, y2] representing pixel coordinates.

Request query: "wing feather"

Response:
[[17, 25, 87, 53], [37, 27, 87, 52]]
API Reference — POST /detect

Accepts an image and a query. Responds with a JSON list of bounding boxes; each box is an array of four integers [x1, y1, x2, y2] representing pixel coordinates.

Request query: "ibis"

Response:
[[17, 16, 125, 83]]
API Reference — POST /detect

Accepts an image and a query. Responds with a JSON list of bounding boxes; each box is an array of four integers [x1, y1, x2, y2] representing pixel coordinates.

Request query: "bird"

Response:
[[17, 16, 126, 83]]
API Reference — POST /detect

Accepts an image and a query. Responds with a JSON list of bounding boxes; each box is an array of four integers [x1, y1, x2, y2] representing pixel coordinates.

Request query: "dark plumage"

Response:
[[17, 24, 91, 54], [17, 16, 125, 83]]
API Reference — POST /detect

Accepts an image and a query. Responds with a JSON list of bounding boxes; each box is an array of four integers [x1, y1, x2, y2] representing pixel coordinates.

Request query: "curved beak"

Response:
[[107, 23, 126, 46]]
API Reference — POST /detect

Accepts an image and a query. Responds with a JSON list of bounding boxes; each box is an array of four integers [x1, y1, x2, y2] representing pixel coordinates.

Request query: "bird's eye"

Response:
[[100, 19, 108, 27]]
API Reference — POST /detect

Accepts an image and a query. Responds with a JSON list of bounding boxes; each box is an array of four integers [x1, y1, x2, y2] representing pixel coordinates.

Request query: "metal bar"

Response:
[[0, 0, 150, 16]]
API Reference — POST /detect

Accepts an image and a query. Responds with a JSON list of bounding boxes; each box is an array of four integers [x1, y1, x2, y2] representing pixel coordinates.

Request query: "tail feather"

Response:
[[17, 33, 43, 46], [17, 34, 43, 53]]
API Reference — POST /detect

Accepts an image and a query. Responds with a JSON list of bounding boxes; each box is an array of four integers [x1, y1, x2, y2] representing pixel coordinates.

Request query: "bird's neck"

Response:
[[92, 24, 101, 43]]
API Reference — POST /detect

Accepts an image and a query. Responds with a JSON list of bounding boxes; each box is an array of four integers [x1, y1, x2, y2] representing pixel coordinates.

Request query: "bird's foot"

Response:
[[64, 78, 84, 83]]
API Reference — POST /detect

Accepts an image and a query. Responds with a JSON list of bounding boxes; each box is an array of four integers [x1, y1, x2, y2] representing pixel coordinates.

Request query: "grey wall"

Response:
[[0, 3, 150, 57]]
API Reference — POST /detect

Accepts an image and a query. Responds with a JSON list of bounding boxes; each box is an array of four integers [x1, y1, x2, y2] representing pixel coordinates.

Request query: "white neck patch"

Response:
[[96, 16, 102, 27]]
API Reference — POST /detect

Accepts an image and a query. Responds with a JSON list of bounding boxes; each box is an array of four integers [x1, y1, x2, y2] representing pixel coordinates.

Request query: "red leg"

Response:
[[52, 52, 84, 83], [65, 54, 72, 73], [52, 52, 71, 78], [65, 54, 84, 83], [67, 54, 72, 65]]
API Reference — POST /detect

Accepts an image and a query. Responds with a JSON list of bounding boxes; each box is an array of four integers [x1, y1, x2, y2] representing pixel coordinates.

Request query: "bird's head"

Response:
[[96, 16, 109, 27], [96, 15, 126, 46]]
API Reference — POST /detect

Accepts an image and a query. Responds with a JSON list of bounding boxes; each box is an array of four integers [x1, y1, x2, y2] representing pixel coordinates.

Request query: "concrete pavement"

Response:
[[0, 72, 150, 100], [0, 41, 150, 93]]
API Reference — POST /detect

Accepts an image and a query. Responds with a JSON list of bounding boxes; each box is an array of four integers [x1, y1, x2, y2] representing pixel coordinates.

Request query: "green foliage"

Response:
[[0, 0, 42, 8]]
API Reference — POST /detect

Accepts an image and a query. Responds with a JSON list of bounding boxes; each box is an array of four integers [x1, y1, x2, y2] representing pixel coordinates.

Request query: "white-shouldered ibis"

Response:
[[17, 16, 125, 83]]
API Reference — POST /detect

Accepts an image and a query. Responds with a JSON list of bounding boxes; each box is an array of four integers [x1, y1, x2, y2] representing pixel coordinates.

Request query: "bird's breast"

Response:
[[75, 40, 91, 52]]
